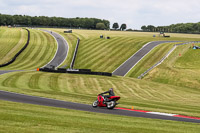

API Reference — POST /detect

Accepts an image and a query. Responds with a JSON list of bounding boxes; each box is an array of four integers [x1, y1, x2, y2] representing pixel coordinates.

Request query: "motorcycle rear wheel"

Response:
[[107, 101, 116, 109]]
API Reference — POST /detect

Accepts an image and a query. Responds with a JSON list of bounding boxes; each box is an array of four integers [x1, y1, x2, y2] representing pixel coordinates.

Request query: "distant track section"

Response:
[[41, 30, 68, 68], [112, 41, 180, 76], [138, 41, 200, 79], [0, 29, 30, 67]]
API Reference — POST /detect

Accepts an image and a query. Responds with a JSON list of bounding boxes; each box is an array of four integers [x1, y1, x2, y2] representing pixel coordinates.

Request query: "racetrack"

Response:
[[0, 33, 199, 124], [0, 29, 69, 75], [41, 30, 69, 68], [112, 41, 180, 76], [0, 90, 199, 123]]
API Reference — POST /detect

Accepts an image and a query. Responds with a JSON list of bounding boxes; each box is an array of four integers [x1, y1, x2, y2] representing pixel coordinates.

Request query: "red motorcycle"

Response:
[[92, 94, 120, 109]]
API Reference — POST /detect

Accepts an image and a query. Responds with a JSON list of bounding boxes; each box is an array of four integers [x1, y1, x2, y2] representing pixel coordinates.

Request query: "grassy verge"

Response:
[[0, 29, 57, 70], [0, 27, 27, 64], [144, 43, 200, 90], [0, 71, 200, 117], [126, 42, 180, 78], [1, 100, 199, 133]]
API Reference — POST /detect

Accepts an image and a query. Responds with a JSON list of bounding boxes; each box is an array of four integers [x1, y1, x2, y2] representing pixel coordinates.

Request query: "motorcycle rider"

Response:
[[99, 88, 115, 102]]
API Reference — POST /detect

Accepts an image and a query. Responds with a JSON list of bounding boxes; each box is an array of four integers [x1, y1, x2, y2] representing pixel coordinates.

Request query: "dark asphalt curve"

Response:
[[41, 30, 68, 68], [0, 90, 199, 123], [113, 41, 180, 76], [0, 70, 24, 75]]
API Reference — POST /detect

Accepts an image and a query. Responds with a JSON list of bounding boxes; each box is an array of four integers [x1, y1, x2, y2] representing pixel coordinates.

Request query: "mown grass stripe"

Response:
[[17, 30, 45, 69], [1, 29, 56, 70], [4, 30, 38, 69], [48, 73, 61, 91], [1, 73, 23, 88], [28, 73, 42, 90], [0, 28, 22, 64], [75, 38, 125, 68]]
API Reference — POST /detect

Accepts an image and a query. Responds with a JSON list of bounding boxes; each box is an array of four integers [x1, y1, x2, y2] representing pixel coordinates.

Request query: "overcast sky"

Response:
[[1, 0, 200, 29]]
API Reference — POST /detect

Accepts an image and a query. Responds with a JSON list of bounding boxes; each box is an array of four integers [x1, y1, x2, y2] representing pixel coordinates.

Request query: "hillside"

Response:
[[0, 71, 199, 117], [0, 27, 27, 64], [0, 28, 200, 132], [0, 28, 57, 70], [144, 43, 200, 90], [55, 29, 200, 73]]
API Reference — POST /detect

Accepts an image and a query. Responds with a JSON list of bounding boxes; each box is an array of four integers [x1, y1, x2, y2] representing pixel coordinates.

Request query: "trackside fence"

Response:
[[0, 29, 30, 67], [39, 67, 112, 76], [70, 38, 80, 69]]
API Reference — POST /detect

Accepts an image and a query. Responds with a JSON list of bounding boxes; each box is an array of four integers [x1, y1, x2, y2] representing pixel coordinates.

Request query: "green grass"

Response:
[[0, 29, 57, 70], [126, 42, 180, 78], [0, 27, 27, 64], [1, 100, 200, 133], [53, 29, 200, 73], [0, 71, 200, 117], [1, 28, 200, 132], [144, 43, 200, 90]]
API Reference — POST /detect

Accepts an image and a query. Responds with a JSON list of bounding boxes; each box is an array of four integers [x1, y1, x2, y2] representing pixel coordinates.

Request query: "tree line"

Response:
[[0, 13, 110, 29], [141, 22, 200, 34], [112, 22, 127, 31]]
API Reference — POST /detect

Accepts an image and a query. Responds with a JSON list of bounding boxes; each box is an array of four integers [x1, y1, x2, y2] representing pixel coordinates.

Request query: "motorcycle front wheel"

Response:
[[92, 100, 98, 108]]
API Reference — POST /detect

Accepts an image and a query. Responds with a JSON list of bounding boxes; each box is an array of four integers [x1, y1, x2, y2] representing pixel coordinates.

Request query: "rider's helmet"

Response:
[[109, 88, 113, 91]]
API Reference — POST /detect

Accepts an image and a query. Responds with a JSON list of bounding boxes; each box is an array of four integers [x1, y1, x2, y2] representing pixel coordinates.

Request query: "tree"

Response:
[[147, 25, 155, 32], [0, 13, 110, 29], [96, 23, 106, 30], [112, 23, 119, 30], [120, 23, 127, 31], [141, 25, 147, 31]]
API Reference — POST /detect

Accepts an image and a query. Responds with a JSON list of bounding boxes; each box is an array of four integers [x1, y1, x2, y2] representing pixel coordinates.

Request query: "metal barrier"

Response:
[[39, 67, 112, 76], [0, 29, 30, 67], [70, 38, 80, 69]]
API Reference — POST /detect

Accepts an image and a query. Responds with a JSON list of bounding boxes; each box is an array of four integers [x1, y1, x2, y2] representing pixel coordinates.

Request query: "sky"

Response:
[[0, 0, 200, 29]]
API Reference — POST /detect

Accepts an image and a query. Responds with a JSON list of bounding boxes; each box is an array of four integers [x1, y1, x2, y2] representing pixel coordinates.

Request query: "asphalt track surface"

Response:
[[41, 29, 68, 68], [0, 90, 199, 123], [113, 41, 180, 76], [0, 70, 21, 75]]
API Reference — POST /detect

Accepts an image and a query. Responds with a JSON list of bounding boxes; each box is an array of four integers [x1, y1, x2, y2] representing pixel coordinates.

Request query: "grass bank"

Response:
[[144, 43, 200, 90], [0, 27, 27, 64], [0, 71, 199, 117], [0, 29, 57, 70], [1, 100, 199, 133]]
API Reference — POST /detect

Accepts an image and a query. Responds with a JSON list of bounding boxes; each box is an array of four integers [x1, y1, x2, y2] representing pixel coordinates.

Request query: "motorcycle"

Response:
[[92, 94, 120, 109]]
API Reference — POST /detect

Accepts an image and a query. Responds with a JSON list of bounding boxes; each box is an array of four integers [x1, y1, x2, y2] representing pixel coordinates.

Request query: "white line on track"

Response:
[[39, 30, 59, 68], [112, 41, 153, 74], [147, 112, 177, 116], [56, 33, 69, 68]]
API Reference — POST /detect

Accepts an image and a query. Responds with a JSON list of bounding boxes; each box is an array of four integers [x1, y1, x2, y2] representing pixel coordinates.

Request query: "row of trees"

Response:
[[141, 22, 200, 33], [112, 23, 127, 31], [0, 13, 110, 29]]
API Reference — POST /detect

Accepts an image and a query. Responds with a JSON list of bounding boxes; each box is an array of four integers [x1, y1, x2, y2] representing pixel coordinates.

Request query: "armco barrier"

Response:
[[39, 67, 112, 76], [0, 29, 30, 67], [70, 38, 80, 69]]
